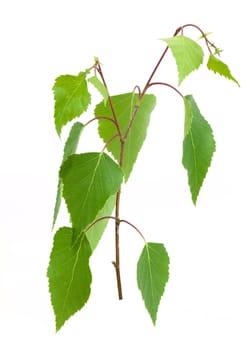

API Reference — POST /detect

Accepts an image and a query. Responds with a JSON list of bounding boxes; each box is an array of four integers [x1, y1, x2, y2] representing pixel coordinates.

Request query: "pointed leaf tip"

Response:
[[52, 122, 84, 229], [53, 72, 91, 135], [182, 95, 216, 204], [137, 242, 170, 324], [163, 35, 204, 85], [207, 54, 240, 87], [47, 227, 92, 331]]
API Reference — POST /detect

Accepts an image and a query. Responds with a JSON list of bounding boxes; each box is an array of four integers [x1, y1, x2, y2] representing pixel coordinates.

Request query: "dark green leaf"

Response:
[[60, 152, 123, 238], [207, 54, 240, 86], [53, 72, 91, 135], [96, 93, 156, 181], [163, 36, 204, 85], [47, 227, 92, 331], [137, 242, 170, 325], [52, 122, 84, 229], [182, 95, 216, 204], [88, 76, 108, 105]]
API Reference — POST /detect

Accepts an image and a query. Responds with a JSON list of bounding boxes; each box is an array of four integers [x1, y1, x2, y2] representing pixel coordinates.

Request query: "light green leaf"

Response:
[[53, 72, 91, 135], [163, 36, 204, 85], [47, 227, 92, 331], [52, 122, 84, 229], [60, 152, 123, 238], [86, 194, 116, 251], [207, 54, 240, 86], [96, 93, 156, 181], [88, 76, 108, 105], [182, 95, 216, 204], [137, 242, 170, 325]]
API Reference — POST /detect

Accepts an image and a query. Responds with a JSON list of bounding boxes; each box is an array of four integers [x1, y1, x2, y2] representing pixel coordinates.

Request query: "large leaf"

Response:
[[163, 36, 204, 85], [182, 95, 216, 204], [207, 54, 240, 86], [137, 242, 170, 325], [60, 152, 123, 238], [52, 122, 84, 229], [53, 72, 91, 135], [47, 227, 92, 331], [96, 93, 156, 181]]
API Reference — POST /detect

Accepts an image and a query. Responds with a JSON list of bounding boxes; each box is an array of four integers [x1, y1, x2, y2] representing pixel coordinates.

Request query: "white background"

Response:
[[1, 0, 248, 349]]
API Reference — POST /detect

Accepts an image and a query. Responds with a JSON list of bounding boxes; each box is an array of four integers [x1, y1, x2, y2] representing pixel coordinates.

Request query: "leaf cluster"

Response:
[[47, 26, 239, 331]]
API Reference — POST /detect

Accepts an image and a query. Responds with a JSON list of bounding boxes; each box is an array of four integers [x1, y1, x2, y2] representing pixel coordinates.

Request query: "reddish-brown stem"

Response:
[[140, 45, 171, 98], [95, 61, 125, 299], [177, 23, 216, 54], [147, 82, 184, 98], [119, 220, 146, 242], [114, 138, 125, 299], [96, 63, 123, 139], [90, 24, 211, 301], [85, 215, 146, 242], [84, 115, 119, 129]]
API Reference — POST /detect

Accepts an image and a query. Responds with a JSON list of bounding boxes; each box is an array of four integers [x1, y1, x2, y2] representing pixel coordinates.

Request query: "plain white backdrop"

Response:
[[1, 0, 248, 349]]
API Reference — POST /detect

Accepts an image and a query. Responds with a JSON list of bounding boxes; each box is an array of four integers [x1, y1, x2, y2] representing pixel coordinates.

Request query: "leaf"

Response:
[[137, 242, 170, 325], [52, 122, 84, 229], [88, 76, 108, 105], [163, 36, 204, 85], [47, 227, 92, 331], [96, 93, 156, 181], [86, 194, 116, 251], [60, 152, 123, 238], [182, 95, 216, 204], [207, 54, 240, 86], [53, 72, 91, 135]]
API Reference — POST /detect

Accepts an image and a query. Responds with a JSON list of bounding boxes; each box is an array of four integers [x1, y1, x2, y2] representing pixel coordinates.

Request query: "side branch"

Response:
[[147, 82, 184, 98]]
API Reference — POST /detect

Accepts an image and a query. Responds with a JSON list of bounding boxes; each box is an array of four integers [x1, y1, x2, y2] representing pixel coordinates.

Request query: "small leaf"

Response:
[[96, 93, 156, 181], [52, 122, 84, 229], [163, 36, 204, 85], [88, 76, 108, 105], [182, 95, 216, 204], [198, 32, 213, 40], [207, 54, 240, 86], [53, 72, 91, 135], [60, 152, 123, 238], [137, 242, 170, 325], [86, 194, 116, 251], [47, 227, 92, 331]]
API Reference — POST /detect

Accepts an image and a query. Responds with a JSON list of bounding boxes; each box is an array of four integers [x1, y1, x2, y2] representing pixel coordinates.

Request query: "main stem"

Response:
[[114, 139, 125, 299]]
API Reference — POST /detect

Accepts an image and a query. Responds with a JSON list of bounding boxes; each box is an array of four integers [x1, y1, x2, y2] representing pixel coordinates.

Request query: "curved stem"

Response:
[[85, 215, 146, 242], [85, 115, 119, 129], [147, 82, 184, 98], [178, 23, 215, 54], [119, 220, 146, 242], [101, 133, 119, 152]]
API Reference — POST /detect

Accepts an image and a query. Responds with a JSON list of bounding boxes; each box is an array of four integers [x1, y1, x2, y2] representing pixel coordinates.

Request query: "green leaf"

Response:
[[207, 54, 240, 86], [137, 242, 170, 325], [52, 122, 84, 229], [53, 72, 91, 135], [86, 194, 116, 251], [88, 76, 108, 105], [182, 95, 216, 204], [96, 93, 156, 181], [60, 152, 123, 238], [163, 36, 204, 85], [47, 227, 92, 331]]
